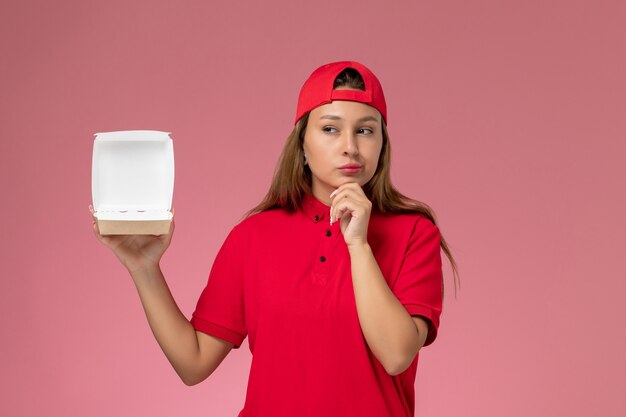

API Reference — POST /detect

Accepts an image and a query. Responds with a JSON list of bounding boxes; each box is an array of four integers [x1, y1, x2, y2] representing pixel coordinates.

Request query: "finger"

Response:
[[157, 214, 176, 240], [330, 186, 349, 199], [91, 214, 98, 237], [330, 189, 347, 208], [335, 192, 368, 218], [331, 192, 352, 222], [168, 215, 175, 234], [342, 198, 367, 220], [333, 182, 360, 196], [332, 187, 361, 199], [92, 220, 103, 241], [331, 189, 363, 220], [331, 192, 351, 220], [89, 204, 97, 222], [332, 201, 350, 223], [337, 206, 352, 223], [335, 205, 346, 218]]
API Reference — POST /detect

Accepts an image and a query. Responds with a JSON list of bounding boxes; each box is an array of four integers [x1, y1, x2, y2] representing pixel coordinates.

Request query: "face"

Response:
[[303, 97, 383, 205]]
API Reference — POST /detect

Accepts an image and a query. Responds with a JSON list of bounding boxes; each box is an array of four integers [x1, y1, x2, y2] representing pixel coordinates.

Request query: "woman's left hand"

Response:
[[329, 182, 372, 248]]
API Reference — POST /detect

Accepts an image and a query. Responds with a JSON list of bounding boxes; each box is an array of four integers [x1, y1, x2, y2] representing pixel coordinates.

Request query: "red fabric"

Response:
[[294, 61, 388, 125], [191, 193, 443, 417]]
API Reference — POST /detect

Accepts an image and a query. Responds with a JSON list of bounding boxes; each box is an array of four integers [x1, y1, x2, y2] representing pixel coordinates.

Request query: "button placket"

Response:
[[311, 221, 340, 285]]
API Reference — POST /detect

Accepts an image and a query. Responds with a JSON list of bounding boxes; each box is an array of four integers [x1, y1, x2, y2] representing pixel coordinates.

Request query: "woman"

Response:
[[91, 61, 459, 417]]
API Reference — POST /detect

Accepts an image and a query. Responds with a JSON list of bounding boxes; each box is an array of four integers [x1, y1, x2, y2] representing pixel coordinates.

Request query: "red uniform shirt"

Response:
[[191, 192, 443, 417]]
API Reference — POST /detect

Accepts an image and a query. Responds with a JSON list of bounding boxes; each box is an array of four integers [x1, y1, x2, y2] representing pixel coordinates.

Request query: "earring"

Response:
[[303, 152, 308, 165]]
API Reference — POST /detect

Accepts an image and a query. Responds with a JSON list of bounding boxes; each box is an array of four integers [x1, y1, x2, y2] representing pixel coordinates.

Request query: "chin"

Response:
[[340, 177, 367, 187]]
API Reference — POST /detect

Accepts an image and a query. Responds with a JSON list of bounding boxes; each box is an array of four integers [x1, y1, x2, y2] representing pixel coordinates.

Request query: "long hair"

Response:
[[243, 69, 460, 297]]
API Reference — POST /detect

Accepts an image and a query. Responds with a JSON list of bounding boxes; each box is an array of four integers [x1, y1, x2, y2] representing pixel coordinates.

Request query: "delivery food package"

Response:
[[91, 130, 174, 235]]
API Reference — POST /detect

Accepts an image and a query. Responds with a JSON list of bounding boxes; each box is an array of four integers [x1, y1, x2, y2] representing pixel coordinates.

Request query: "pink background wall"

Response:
[[1, 0, 624, 416]]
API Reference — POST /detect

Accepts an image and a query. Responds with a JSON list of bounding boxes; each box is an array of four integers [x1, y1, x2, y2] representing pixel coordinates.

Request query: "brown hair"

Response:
[[243, 68, 460, 298]]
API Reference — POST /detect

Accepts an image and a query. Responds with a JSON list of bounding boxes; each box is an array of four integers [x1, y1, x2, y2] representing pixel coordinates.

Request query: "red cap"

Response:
[[294, 61, 387, 125]]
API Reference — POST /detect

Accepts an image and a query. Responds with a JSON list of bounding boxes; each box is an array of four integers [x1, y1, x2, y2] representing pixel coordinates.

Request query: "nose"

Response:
[[342, 131, 359, 157]]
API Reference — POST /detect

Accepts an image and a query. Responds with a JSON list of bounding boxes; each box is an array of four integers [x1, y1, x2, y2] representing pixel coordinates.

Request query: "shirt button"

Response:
[[314, 215, 319, 222], [320, 256, 326, 262], [326, 230, 331, 237]]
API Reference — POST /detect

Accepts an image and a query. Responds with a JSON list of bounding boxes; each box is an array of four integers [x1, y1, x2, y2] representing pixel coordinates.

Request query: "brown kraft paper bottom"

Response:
[[97, 219, 172, 235]]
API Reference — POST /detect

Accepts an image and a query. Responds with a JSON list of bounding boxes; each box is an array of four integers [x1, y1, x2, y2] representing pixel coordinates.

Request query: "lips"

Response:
[[338, 163, 362, 175], [339, 163, 362, 169]]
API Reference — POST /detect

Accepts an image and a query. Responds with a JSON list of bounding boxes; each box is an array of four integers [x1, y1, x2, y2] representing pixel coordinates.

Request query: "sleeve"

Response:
[[391, 216, 443, 347], [190, 224, 247, 349]]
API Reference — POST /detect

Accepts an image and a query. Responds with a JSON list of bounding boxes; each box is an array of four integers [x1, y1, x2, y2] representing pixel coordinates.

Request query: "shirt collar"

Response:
[[301, 192, 330, 223]]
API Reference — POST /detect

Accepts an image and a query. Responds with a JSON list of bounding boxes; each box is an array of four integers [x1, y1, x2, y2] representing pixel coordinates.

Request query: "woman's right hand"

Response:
[[90, 205, 233, 385], [89, 205, 175, 273]]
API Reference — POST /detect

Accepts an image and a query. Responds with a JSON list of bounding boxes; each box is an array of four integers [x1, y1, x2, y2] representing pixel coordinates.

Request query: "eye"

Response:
[[358, 128, 374, 135], [322, 126, 338, 133]]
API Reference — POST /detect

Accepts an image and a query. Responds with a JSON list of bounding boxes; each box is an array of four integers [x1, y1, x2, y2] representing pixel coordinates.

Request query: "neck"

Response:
[[311, 184, 333, 206]]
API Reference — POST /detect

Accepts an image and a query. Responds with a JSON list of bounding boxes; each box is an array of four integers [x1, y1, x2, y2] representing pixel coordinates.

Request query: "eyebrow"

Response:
[[319, 115, 379, 124]]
